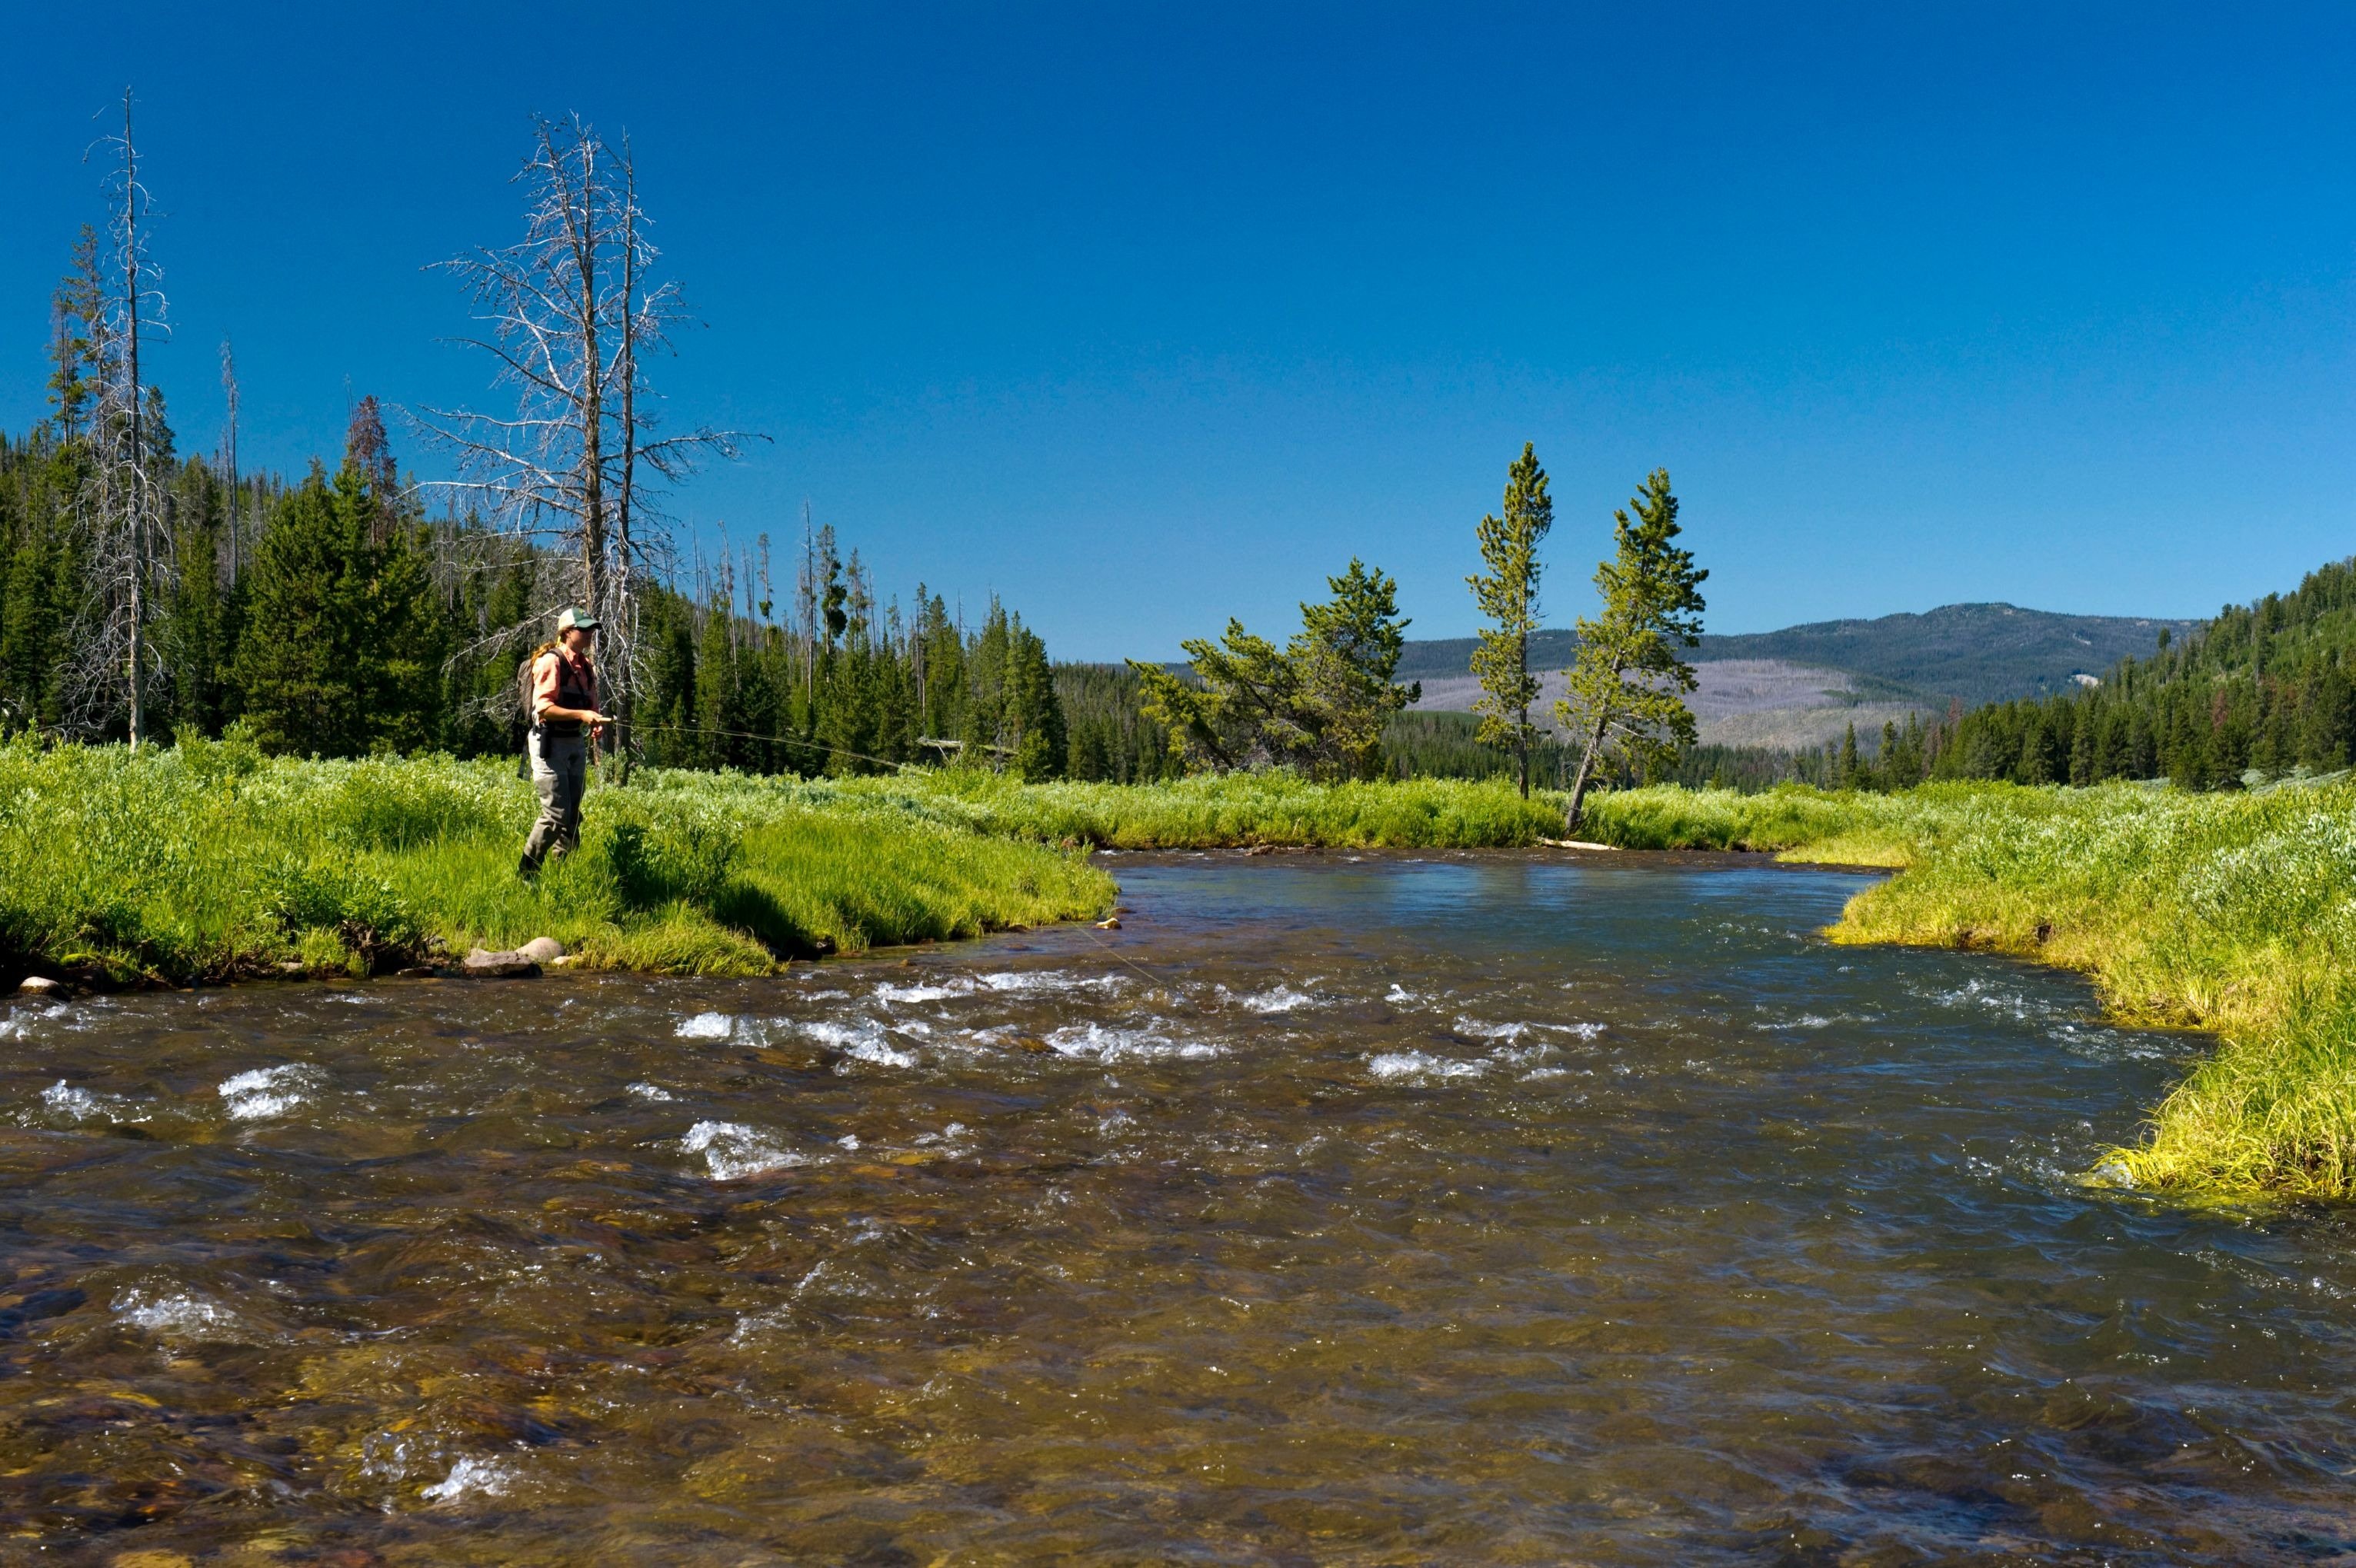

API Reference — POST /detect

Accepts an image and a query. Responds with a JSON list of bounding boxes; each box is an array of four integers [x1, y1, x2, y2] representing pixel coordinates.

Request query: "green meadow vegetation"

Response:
[[828, 770, 1568, 851], [0, 738, 1118, 984], [0, 745, 1558, 988]]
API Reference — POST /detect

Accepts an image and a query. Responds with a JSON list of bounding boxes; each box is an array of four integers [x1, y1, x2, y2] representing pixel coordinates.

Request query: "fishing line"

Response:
[[611, 721, 932, 775]]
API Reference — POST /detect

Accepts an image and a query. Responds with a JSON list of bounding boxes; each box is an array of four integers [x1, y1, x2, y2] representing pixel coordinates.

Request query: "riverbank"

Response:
[[0, 749, 1555, 988], [12, 745, 2344, 1201], [0, 741, 1115, 984], [1588, 780, 2356, 1201]]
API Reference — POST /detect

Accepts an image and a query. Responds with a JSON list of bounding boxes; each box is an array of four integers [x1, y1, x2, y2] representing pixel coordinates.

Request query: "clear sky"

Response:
[[4, 3, 2352, 659]]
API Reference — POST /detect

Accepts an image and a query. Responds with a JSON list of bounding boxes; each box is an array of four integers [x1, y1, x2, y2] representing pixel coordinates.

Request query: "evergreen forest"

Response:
[[1823, 558, 2356, 793]]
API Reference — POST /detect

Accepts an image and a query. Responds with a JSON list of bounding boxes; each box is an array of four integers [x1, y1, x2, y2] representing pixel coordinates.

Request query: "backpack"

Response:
[[517, 641, 559, 728]]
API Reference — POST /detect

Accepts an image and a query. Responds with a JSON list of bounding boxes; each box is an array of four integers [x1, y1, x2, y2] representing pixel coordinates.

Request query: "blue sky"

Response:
[[5, 3, 2352, 658]]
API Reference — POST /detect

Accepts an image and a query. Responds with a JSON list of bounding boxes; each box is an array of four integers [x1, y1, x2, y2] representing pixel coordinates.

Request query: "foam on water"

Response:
[[681, 1120, 807, 1180], [0, 1003, 73, 1043], [1913, 976, 2066, 1024], [804, 1019, 918, 1068], [1368, 1050, 1485, 1081], [38, 1080, 108, 1123], [1046, 1021, 1218, 1063], [421, 1456, 515, 1503], [874, 981, 969, 1004], [113, 1287, 242, 1341], [218, 1064, 320, 1120], [1452, 1015, 1531, 1042], [1755, 1013, 1835, 1030], [1228, 984, 1316, 1014], [975, 970, 1126, 997], [626, 1082, 674, 1103], [675, 1011, 734, 1040]]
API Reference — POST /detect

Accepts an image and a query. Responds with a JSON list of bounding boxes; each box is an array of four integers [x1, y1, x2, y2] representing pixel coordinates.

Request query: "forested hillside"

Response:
[[1397, 603, 2197, 707], [1930, 559, 2356, 789]]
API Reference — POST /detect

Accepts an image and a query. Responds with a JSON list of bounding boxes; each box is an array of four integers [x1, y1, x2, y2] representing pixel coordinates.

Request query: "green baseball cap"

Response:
[[556, 607, 600, 634]]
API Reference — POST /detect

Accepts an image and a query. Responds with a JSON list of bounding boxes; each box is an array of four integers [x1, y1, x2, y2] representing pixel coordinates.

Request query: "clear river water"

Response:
[[4, 851, 2355, 1565]]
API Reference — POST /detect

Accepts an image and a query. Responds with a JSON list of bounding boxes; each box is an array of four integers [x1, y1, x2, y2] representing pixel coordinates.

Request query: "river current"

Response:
[[3, 851, 2354, 1564]]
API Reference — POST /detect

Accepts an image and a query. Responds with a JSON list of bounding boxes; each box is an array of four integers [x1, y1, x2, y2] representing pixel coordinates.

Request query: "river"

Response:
[[3, 851, 2352, 1564]]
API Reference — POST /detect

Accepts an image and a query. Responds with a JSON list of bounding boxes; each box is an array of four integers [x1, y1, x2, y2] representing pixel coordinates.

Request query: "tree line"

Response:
[[1119, 443, 1709, 825], [1897, 558, 2356, 791], [1, 402, 1141, 775], [6, 104, 1201, 781], [1704, 548, 2356, 797]]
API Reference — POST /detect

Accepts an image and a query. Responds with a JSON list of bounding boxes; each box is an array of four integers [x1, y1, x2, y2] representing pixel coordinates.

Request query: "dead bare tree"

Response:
[[65, 89, 171, 748], [415, 115, 758, 779], [218, 337, 242, 587]]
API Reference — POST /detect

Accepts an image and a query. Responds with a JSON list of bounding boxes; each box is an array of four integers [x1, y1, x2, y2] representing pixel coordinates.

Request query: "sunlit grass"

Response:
[[0, 738, 1113, 983], [826, 770, 1570, 850]]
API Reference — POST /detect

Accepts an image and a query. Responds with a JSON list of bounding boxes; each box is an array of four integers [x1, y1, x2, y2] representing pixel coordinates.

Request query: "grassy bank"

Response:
[[835, 771, 1568, 850], [0, 750, 1555, 987], [1588, 780, 2356, 1200], [0, 740, 1115, 984]]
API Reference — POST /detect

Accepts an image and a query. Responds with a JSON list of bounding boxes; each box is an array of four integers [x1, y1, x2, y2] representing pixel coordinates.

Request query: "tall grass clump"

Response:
[[0, 739, 1112, 984]]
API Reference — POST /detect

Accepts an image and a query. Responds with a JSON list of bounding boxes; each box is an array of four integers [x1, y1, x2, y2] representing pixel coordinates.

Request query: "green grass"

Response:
[[1588, 779, 2356, 1201], [824, 771, 1570, 850], [0, 749, 1561, 990], [0, 738, 1115, 984]]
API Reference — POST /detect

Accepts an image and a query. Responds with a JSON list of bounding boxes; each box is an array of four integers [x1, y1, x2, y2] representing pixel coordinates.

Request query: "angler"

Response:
[[518, 607, 611, 876]]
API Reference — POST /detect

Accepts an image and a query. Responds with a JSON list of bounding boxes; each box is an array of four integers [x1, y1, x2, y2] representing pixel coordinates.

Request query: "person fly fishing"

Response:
[[518, 607, 612, 876]]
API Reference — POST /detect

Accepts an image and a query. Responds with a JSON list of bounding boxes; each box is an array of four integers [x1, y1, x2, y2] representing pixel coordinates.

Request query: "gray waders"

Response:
[[520, 729, 588, 874]]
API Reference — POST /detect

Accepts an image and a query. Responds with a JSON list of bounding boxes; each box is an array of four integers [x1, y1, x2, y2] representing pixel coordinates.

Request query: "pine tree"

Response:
[[234, 410, 448, 757], [1134, 561, 1416, 781], [1005, 619, 1065, 779], [46, 228, 103, 447], [694, 590, 743, 768], [1467, 442, 1551, 797], [1557, 471, 1708, 832], [1293, 558, 1418, 781]]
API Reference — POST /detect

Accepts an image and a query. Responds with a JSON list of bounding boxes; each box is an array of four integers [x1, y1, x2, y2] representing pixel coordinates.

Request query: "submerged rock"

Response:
[[15, 975, 65, 998]]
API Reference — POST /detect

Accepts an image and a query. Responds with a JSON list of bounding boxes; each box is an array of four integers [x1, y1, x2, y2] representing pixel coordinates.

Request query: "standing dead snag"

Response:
[[65, 89, 172, 749], [218, 338, 242, 587], [1556, 470, 1707, 834], [415, 115, 758, 778]]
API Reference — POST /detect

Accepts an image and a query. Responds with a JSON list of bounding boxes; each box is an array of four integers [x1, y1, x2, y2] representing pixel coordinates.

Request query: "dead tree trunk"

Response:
[[122, 93, 145, 749], [418, 116, 755, 777]]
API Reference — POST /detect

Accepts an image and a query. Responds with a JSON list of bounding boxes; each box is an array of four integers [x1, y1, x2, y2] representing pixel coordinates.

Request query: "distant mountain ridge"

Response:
[[1396, 602, 2199, 711]]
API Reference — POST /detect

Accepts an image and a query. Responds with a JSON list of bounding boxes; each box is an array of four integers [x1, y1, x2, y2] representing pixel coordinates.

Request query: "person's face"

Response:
[[562, 626, 593, 653]]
